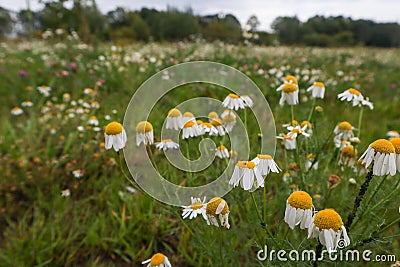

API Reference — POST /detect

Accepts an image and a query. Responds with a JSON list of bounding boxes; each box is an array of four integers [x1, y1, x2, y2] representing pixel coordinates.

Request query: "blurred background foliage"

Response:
[[0, 0, 399, 47]]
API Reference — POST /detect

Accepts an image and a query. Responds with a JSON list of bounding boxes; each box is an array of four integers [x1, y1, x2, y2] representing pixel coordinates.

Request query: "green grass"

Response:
[[0, 40, 400, 266]]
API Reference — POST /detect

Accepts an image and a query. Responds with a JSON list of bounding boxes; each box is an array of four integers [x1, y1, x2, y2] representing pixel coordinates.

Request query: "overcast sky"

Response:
[[2, 0, 400, 31]]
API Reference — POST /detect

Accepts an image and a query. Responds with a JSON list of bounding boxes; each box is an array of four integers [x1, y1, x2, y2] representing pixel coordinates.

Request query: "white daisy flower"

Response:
[[308, 209, 350, 254], [284, 191, 314, 230], [306, 81, 325, 99], [305, 154, 318, 170], [11, 107, 24, 116], [339, 145, 356, 167], [210, 119, 225, 136], [205, 197, 230, 229], [201, 122, 219, 136], [387, 130, 400, 138], [166, 108, 183, 130], [105, 121, 127, 151], [37, 85, 52, 97], [155, 139, 179, 151], [390, 138, 400, 172], [208, 111, 219, 122], [300, 120, 313, 136], [181, 196, 207, 220], [361, 97, 374, 110], [216, 145, 230, 159], [229, 161, 263, 190], [241, 95, 254, 107], [222, 93, 245, 110], [182, 120, 199, 139], [61, 189, 70, 197], [276, 75, 299, 91], [276, 134, 297, 150], [72, 169, 84, 178], [278, 83, 299, 106], [287, 124, 311, 139], [359, 139, 397, 176], [221, 110, 236, 132], [337, 88, 364, 106], [88, 116, 99, 126], [251, 154, 281, 176], [21, 101, 33, 107], [333, 121, 354, 147], [181, 111, 196, 125], [136, 121, 154, 146], [142, 253, 172, 267]]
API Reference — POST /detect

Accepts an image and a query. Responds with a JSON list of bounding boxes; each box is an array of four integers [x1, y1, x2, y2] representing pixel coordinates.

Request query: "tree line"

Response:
[[0, 0, 399, 47]]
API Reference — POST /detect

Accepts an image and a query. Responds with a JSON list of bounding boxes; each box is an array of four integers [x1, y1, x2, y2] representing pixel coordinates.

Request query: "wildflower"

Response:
[[208, 111, 219, 122], [222, 93, 245, 110], [334, 121, 354, 147], [361, 97, 374, 110], [305, 154, 318, 170], [349, 178, 357, 185], [201, 122, 219, 136], [251, 154, 281, 176], [389, 138, 400, 172], [83, 87, 96, 96], [142, 253, 172, 267], [328, 174, 341, 188], [210, 119, 225, 136], [276, 75, 299, 91], [136, 121, 154, 146], [21, 101, 33, 107], [205, 197, 230, 229], [276, 134, 297, 150], [278, 83, 299, 106], [308, 209, 350, 253], [284, 191, 314, 229], [182, 121, 198, 139], [229, 161, 263, 190], [216, 145, 230, 159], [166, 108, 182, 130], [61, 189, 71, 197], [37, 85, 52, 97], [181, 196, 207, 220], [337, 88, 363, 106], [287, 124, 311, 139], [72, 169, 84, 178], [155, 139, 179, 151], [88, 116, 99, 126], [221, 110, 236, 132], [307, 81, 325, 99], [105, 121, 127, 151], [359, 139, 396, 176], [241, 95, 254, 107], [387, 130, 400, 138], [11, 107, 23, 116], [181, 112, 196, 125]]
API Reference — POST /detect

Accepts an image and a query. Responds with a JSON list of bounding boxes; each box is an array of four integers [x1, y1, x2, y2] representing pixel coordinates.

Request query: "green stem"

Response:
[[263, 179, 267, 223], [218, 227, 225, 267], [117, 151, 141, 192], [357, 106, 364, 139], [307, 98, 317, 122], [186, 139, 192, 179], [323, 187, 333, 209], [290, 105, 295, 122]]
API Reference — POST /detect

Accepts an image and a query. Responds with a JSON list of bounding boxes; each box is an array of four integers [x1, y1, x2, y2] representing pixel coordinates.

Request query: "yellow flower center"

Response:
[[236, 161, 255, 169], [184, 121, 195, 128], [285, 75, 298, 84], [150, 253, 165, 265], [292, 120, 299, 126], [208, 111, 218, 119], [282, 83, 298, 93], [228, 93, 239, 99], [183, 112, 194, 118], [257, 154, 272, 160], [338, 121, 352, 131], [211, 118, 222, 126], [196, 120, 203, 125], [168, 108, 181, 117], [136, 121, 153, 133], [222, 114, 236, 122], [301, 121, 312, 129], [202, 122, 213, 128], [161, 139, 172, 142], [341, 145, 355, 157], [206, 197, 229, 216], [348, 88, 360, 96], [190, 203, 204, 210], [90, 116, 97, 120], [291, 129, 301, 134], [390, 138, 400, 154], [105, 122, 123, 135], [287, 191, 312, 210], [370, 139, 395, 154], [307, 153, 314, 159], [313, 209, 343, 231], [218, 145, 227, 150], [313, 81, 324, 87]]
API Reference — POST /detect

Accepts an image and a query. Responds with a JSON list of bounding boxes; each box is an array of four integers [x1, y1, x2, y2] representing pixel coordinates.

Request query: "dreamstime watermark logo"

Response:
[[123, 61, 276, 206], [256, 242, 397, 263]]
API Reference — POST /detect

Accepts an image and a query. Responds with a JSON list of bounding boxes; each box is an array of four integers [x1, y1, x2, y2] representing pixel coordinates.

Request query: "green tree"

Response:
[[271, 16, 302, 45], [0, 7, 12, 38]]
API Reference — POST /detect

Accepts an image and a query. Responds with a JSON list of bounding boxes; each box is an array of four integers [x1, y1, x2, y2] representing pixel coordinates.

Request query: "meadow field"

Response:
[[0, 37, 399, 266]]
